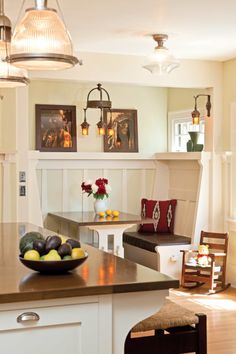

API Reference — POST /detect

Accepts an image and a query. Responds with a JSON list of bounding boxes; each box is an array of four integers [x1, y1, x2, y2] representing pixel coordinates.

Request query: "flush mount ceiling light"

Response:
[[81, 83, 113, 136], [143, 34, 180, 75], [191, 94, 211, 125], [9, 0, 80, 71], [0, 0, 29, 87]]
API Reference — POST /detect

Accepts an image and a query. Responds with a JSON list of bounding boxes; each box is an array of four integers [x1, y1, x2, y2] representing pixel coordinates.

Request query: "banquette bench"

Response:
[[123, 198, 193, 279]]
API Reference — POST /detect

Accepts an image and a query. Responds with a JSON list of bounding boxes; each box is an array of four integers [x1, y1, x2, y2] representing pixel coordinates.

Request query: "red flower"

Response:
[[81, 182, 92, 193], [95, 178, 108, 186], [81, 178, 111, 200]]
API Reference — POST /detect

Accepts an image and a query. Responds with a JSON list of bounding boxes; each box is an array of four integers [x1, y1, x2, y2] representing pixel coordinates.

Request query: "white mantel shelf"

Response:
[[155, 152, 211, 160], [29, 151, 213, 161], [29, 151, 156, 160]]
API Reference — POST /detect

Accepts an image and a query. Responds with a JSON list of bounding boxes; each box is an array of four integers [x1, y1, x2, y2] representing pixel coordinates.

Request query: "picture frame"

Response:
[[35, 104, 77, 152], [103, 109, 138, 152]]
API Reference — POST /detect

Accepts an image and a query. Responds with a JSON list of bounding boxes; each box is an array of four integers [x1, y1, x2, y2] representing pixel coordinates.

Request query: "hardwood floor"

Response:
[[169, 286, 236, 354]]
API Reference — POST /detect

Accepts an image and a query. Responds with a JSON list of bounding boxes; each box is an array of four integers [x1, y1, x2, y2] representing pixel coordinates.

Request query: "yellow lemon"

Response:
[[112, 216, 119, 221], [98, 211, 105, 217], [112, 210, 120, 217], [105, 209, 112, 216], [106, 215, 112, 221], [24, 250, 40, 261], [58, 234, 68, 244], [71, 248, 86, 259]]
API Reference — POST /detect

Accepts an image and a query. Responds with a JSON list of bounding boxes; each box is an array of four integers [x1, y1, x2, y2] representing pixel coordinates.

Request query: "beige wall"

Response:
[[167, 88, 208, 112], [0, 88, 16, 150], [29, 80, 168, 153], [223, 59, 236, 150]]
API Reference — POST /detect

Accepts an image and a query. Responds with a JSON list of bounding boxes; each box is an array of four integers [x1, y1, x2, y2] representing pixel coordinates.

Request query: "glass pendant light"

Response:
[[9, 0, 79, 70], [97, 109, 106, 136], [107, 110, 114, 136], [143, 34, 180, 75], [81, 109, 90, 136], [0, 0, 29, 87]]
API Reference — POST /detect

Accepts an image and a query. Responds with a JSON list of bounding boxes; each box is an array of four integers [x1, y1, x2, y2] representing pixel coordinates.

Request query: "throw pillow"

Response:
[[139, 198, 177, 233]]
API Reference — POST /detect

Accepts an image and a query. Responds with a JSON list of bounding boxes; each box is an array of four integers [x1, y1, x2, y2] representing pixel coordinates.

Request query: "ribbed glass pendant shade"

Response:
[[0, 61, 29, 87], [0, 3, 29, 87], [10, 2, 79, 70]]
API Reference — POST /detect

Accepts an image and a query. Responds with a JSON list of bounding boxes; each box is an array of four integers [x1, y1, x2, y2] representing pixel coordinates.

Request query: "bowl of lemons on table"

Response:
[[19, 232, 88, 274]]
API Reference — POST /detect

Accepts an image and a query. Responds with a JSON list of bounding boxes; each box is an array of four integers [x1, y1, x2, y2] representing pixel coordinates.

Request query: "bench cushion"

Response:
[[139, 199, 177, 233], [123, 232, 191, 253]]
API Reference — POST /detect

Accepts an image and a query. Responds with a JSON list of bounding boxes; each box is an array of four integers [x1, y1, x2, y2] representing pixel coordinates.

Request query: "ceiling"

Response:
[[6, 0, 236, 62]]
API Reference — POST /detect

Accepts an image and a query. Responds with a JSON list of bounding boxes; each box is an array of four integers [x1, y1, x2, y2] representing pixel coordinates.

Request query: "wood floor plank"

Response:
[[169, 286, 236, 354]]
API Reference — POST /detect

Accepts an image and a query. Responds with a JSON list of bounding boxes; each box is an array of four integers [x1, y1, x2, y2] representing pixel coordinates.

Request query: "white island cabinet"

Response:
[[0, 223, 178, 354]]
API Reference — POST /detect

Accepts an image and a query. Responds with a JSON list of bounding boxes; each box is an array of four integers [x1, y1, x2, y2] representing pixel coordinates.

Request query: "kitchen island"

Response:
[[0, 223, 178, 354]]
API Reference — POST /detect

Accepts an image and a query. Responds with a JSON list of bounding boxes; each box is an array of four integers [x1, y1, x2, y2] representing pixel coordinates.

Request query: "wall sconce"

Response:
[[81, 83, 113, 136], [191, 94, 211, 125]]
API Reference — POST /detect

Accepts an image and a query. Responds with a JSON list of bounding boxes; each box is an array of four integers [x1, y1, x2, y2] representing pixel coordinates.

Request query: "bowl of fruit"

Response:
[[19, 232, 88, 274]]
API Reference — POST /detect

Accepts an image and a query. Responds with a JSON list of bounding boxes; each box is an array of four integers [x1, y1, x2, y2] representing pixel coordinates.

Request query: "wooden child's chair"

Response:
[[180, 230, 230, 293]]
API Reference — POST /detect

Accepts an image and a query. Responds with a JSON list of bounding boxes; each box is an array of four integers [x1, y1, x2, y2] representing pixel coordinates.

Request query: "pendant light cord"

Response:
[[12, 0, 26, 29], [56, 0, 68, 29]]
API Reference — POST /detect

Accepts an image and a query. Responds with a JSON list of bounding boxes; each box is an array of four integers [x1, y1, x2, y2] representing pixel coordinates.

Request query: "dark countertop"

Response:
[[0, 223, 179, 304], [48, 211, 154, 226]]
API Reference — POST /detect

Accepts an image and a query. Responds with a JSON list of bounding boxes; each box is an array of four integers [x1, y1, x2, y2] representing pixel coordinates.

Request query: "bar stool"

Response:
[[125, 299, 207, 354]]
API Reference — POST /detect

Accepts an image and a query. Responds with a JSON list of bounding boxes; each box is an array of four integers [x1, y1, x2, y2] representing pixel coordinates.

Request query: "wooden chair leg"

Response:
[[196, 313, 207, 354]]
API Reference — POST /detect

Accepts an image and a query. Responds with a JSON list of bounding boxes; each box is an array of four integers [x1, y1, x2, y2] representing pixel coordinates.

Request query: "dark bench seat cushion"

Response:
[[123, 232, 191, 253]]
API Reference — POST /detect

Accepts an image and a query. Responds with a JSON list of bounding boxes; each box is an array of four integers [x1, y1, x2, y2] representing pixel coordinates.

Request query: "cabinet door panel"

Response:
[[0, 303, 98, 354]]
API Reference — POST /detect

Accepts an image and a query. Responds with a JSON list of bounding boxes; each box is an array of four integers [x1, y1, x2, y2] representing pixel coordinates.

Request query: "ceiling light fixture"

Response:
[[191, 94, 211, 125], [9, 0, 80, 71], [0, 0, 29, 87], [81, 83, 113, 136], [143, 34, 180, 75]]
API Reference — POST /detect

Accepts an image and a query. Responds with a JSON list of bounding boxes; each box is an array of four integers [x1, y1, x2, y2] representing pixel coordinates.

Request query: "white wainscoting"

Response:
[[28, 151, 211, 246], [36, 153, 157, 218]]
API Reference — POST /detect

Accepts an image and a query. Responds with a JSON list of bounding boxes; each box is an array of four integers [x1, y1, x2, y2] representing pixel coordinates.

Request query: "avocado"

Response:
[[58, 243, 72, 258], [45, 235, 62, 253], [33, 239, 46, 255], [66, 238, 81, 249], [19, 231, 44, 255]]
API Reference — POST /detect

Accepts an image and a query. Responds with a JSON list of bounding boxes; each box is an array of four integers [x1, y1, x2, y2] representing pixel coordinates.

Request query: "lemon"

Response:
[[24, 250, 40, 261], [106, 215, 112, 221], [112, 210, 120, 217], [98, 211, 105, 217], [58, 234, 68, 244], [105, 209, 112, 216], [71, 248, 86, 259]]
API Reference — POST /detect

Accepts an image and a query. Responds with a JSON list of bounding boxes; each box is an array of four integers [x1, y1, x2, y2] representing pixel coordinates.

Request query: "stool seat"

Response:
[[125, 299, 207, 354], [132, 299, 199, 332]]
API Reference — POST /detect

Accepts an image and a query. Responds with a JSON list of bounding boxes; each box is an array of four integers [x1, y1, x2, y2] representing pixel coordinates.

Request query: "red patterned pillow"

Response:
[[139, 198, 177, 233]]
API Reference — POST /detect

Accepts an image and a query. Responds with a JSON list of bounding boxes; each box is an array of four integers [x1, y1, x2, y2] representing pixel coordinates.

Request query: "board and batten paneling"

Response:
[[34, 152, 211, 244], [36, 153, 157, 238]]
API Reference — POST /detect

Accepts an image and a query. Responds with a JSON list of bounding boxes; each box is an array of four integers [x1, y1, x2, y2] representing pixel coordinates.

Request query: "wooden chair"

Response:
[[180, 230, 230, 293], [125, 300, 207, 354]]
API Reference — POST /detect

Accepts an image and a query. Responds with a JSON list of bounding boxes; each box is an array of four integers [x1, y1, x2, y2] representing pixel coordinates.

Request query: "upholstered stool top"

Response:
[[132, 299, 199, 333]]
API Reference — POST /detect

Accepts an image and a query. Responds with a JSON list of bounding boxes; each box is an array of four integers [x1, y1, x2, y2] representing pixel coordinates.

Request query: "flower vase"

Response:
[[94, 198, 108, 214]]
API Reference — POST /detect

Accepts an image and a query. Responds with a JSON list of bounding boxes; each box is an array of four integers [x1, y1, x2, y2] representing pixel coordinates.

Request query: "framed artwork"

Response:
[[103, 109, 138, 152], [35, 104, 77, 152]]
